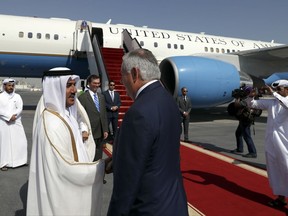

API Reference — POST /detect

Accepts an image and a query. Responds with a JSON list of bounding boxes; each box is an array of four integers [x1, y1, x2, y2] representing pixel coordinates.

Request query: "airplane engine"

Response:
[[159, 56, 240, 108]]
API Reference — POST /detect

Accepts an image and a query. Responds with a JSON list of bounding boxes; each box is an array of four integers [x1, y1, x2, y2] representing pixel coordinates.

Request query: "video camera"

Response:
[[231, 85, 252, 99]]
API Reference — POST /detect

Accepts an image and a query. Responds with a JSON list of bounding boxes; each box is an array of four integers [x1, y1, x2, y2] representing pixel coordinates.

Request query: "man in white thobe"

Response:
[[0, 78, 27, 171], [247, 79, 288, 207], [26, 67, 105, 216]]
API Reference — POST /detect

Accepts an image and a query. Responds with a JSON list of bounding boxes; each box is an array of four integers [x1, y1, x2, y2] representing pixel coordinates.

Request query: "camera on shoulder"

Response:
[[231, 85, 252, 99], [228, 85, 262, 123]]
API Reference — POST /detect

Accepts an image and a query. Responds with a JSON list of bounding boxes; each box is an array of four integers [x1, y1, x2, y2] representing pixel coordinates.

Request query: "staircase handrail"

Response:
[[87, 27, 109, 91], [122, 29, 142, 52]]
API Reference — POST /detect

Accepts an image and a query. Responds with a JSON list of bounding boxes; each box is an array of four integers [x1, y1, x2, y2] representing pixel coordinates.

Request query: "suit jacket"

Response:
[[103, 90, 121, 118], [108, 81, 188, 216], [78, 91, 108, 139], [177, 95, 192, 118]]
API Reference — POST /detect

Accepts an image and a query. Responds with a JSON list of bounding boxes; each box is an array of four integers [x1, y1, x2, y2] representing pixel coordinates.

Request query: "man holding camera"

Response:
[[229, 86, 258, 158]]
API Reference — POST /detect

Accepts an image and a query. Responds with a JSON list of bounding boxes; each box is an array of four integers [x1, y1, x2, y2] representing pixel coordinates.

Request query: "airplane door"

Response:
[[91, 28, 103, 47], [74, 20, 92, 52]]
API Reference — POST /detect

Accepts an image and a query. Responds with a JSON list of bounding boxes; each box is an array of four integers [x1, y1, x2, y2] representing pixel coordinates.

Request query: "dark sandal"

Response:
[[268, 198, 287, 207]]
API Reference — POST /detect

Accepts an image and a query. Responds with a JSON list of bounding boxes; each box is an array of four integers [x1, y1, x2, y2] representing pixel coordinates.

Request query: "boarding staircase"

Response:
[[101, 47, 133, 125], [100, 30, 142, 125], [74, 22, 141, 125]]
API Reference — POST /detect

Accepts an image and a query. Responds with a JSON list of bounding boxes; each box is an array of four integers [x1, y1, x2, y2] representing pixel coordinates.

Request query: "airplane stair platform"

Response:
[[74, 23, 134, 125], [101, 47, 134, 125]]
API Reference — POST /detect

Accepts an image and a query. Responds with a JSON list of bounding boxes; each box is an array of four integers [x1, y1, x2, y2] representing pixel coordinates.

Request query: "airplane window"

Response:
[[204, 47, 208, 52], [28, 32, 33, 39], [154, 42, 158, 47], [140, 41, 144, 46], [45, 34, 50, 40], [174, 44, 178, 49], [227, 49, 230, 53], [221, 48, 225, 53], [167, 43, 171, 49], [54, 34, 59, 40], [180, 45, 184, 50], [18, 32, 24, 38], [210, 47, 214, 52], [216, 48, 220, 53], [37, 33, 41, 39]]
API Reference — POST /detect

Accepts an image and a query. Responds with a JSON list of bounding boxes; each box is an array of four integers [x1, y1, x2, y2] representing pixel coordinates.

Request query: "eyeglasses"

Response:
[[110, 84, 115, 86], [276, 87, 283, 91], [183, 90, 188, 92]]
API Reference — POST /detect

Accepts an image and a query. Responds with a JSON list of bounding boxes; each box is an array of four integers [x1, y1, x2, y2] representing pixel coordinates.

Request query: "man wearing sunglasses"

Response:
[[103, 80, 121, 141], [176, 87, 192, 142], [247, 79, 288, 208]]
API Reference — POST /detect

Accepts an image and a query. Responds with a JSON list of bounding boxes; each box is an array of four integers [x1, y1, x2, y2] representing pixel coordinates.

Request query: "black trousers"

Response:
[[108, 115, 118, 136], [182, 116, 190, 140], [93, 138, 104, 161]]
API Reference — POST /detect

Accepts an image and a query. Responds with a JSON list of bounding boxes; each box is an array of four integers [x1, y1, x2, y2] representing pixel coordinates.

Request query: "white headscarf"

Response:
[[42, 67, 80, 118], [38, 68, 95, 162], [3, 78, 15, 85], [1, 78, 16, 98], [271, 79, 288, 88]]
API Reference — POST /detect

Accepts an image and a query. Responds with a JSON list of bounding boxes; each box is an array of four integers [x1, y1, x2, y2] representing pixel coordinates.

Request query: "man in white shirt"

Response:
[[0, 78, 27, 171], [26, 67, 105, 216], [247, 79, 288, 207]]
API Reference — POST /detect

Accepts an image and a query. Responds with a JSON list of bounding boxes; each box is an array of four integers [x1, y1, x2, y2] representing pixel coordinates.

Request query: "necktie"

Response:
[[184, 96, 187, 105], [110, 91, 114, 101], [93, 94, 100, 112]]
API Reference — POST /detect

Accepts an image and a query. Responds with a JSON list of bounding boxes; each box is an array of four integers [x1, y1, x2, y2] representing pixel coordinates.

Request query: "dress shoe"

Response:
[[1, 167, 8, 171], [268, 198, 287, 207], [242, 153, 257, 158], [230, 149, 243, 154]]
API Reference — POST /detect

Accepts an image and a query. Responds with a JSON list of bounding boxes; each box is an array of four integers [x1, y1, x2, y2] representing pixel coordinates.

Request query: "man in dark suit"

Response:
[[103, 80, 121, 140], [176, 87, 192, 141], [107, 49, 188, 216], [78, 74, 108, 161]]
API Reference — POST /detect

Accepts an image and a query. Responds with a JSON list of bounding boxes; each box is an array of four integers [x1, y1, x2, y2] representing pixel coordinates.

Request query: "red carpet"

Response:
[[181, 144, 287, 215], [104, 144, 287, 215]]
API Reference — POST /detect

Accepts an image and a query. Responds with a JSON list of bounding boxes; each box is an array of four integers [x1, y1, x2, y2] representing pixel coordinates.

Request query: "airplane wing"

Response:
[[236, 44, 288, 60], [233, 45, 288, 79]]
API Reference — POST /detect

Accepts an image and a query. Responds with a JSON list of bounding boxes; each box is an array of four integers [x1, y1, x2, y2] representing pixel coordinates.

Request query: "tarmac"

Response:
[[0, 91, 268, 216]]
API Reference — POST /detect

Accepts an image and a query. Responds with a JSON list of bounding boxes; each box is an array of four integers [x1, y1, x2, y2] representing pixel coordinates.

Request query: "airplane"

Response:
[[1, 14, 288, 108]]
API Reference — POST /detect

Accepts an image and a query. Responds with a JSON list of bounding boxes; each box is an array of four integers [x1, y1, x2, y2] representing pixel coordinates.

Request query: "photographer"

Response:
[[228, 86, 259, 158]]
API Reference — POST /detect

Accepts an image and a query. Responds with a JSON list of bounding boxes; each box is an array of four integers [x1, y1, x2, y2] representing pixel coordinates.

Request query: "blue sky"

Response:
[[0, 0, 288, 44]]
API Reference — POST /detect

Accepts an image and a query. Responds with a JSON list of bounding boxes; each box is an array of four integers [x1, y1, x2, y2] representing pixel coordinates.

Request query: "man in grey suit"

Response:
[[78, 75, 108, 161], [177, 87, 192, 141]]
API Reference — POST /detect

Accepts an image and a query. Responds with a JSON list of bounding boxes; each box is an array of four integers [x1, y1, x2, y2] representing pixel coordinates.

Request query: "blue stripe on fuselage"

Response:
[[0, 53, 90, 78]]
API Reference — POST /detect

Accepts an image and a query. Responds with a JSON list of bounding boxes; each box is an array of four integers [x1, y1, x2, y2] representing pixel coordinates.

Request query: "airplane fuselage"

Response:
[[0, 14, 286, 108], [0, 14, 282, 78]]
